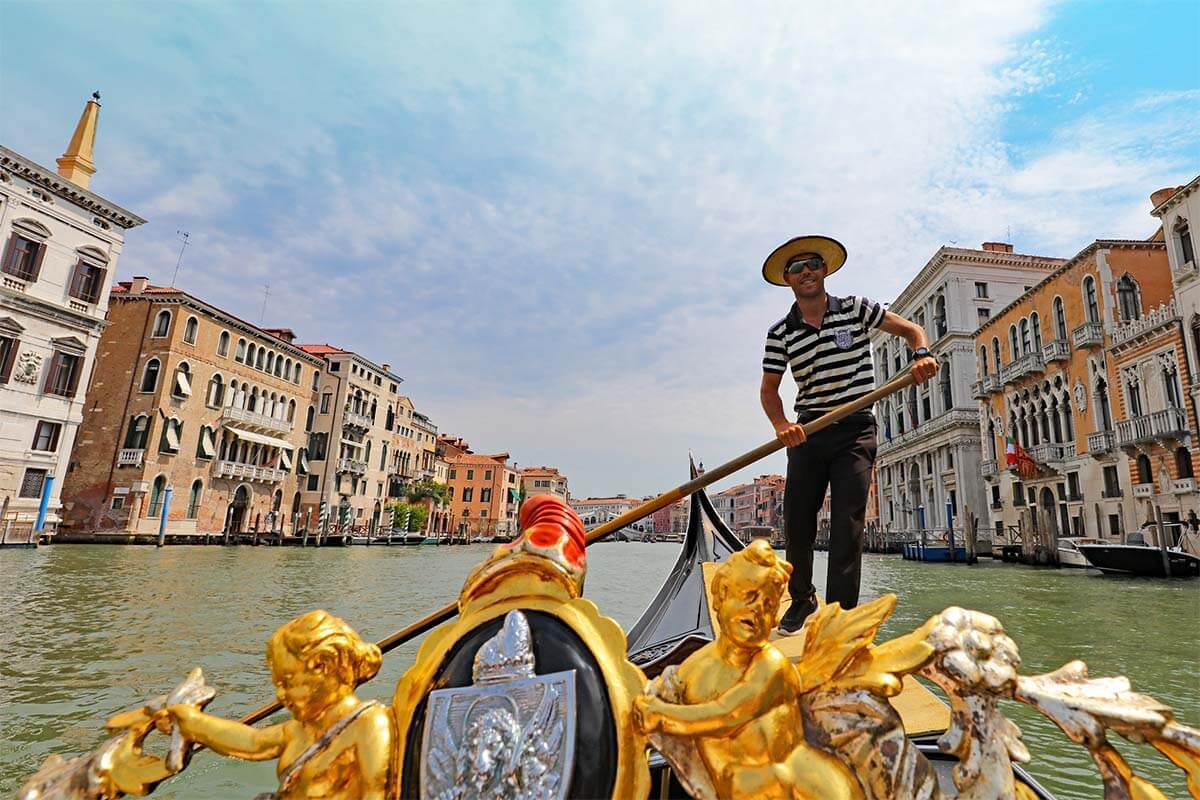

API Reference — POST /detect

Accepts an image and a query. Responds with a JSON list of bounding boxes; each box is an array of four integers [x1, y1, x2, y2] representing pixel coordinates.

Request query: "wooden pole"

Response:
[[236, 371, 917, 726], [1154, 503, 1172, 577]]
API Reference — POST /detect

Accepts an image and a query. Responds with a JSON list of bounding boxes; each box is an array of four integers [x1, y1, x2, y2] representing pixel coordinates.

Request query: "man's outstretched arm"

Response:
[[879, 312, 939, 384], [761, 371, 806, 447]]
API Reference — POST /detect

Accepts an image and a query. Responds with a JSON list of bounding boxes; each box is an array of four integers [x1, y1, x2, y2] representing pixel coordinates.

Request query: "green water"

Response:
[[1, 544, 1196, 798]]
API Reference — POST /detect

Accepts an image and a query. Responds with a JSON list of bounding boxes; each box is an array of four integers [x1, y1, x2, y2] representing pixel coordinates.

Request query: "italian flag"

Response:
[[1005, 435, 1018, 466]]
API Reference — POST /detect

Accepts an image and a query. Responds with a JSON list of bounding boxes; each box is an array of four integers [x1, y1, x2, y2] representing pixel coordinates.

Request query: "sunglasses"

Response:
[[785, 257, 825, 274]]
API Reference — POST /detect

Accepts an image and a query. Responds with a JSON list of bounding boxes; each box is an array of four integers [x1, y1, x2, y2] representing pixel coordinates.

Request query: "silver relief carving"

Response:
[[420, 610, 576, 800]]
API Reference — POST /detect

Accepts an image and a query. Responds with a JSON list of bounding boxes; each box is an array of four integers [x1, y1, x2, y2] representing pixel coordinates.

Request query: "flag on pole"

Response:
[[1007, 436, 1038, 478]]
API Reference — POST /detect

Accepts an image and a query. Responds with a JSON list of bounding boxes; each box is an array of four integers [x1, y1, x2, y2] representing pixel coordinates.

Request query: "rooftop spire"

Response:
[[56, 91, 101, 189]]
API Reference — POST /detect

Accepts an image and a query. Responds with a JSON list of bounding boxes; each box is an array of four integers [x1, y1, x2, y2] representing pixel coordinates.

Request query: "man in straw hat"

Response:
[[760, 235, 938, 634]]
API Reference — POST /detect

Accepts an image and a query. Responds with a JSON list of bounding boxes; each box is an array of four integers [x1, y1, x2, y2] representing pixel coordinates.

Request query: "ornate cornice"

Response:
[[888, 246, 1066, 314], [0, 288, 106, 333], [0, 145, 146, 229], [1150, 174, 1199, 218]]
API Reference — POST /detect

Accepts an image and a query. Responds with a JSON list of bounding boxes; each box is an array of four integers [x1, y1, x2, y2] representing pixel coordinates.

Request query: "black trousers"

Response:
[[784, 411, 877, 613]]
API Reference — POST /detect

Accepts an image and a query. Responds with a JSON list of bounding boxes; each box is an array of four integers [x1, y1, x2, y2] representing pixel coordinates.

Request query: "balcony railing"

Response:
[[212, 460, 286, 483], [337, 457, 367, 475], [342, 410, 373, 431], [1028, 442, 1076, 466], [221, 406, 292, 435], [1072, 321, 1104, 349], [1132, 483, 1154, 499], [1172, 477, 1197, 495], [971, 374, 1002, 399], [1114, 407, 1189, 448], [1087, 430, 1115, 456], [877, 408, 980, 457], [1111, 299, 1179, 348], [980, 459, 998, 479], [118, 448, 145, 467], [1001, 351, 1045, 383], [1041, 339, 1070, 364]]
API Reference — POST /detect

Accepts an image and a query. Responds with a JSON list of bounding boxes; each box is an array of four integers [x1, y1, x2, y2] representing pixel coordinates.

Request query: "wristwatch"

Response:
[[910, 347, 932, 362]]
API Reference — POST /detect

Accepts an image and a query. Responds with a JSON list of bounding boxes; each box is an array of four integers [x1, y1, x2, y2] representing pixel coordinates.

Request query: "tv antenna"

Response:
[[170, 231, 189, 286], [260, 283, 271, 323]]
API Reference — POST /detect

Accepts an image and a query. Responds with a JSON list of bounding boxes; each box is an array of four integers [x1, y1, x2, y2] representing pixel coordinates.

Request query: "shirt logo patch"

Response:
[[835, 329, 853, 350]]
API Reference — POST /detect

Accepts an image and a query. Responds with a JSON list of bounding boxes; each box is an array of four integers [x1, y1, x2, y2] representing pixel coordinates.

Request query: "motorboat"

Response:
[[1056, 536, 1105, 568]]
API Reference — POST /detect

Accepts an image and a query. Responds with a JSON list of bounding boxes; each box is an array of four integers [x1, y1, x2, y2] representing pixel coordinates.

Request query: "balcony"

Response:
[[1111, 299, 1179, 349], [1041, 339, 1070, 364], [1132, 483, 1154, 499], [1028, 442, 1076, 467], [1087, 430, 1115, 456], [1173, 478, 1197, 494], [337, 457, 367, 476], [876, 409, 979, 458], [980, 459, 998, 479], [212, 460, 286, 483], [221, 406, 292, 435], [1114, 407, 1189, 449], [971, 374, 1001, 399], [1072, 321, 1104, 349], [118, 448, 145, 467], [342, 410, 373, 431], [1001, 351, 1045, 384]]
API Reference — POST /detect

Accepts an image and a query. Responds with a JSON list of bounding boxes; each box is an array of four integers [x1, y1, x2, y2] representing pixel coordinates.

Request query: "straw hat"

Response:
[[762, 235, 848, 286]]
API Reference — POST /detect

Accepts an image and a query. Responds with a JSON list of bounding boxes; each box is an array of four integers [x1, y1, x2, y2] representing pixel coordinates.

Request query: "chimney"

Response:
[[1150, 187, 1178, 209], [981, 242, 1014, 253], [57, 92, 101, 189], [382, 363, 390, 373], [129, 276, 149, 295]]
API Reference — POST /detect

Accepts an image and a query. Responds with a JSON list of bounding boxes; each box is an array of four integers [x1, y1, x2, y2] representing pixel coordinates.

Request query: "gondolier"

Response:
[[760, 235, 938, 634]]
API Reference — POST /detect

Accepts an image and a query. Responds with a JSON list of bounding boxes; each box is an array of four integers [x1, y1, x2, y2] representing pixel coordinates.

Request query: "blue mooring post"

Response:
[[157, 486, 172, 548], [945, 497, 955, 563], [917, 505, 926, 559], [34, 474, 54, 534]]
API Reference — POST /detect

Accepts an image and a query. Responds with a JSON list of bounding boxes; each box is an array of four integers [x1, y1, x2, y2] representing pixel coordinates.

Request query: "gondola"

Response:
[[627, 463, 1058, 799]]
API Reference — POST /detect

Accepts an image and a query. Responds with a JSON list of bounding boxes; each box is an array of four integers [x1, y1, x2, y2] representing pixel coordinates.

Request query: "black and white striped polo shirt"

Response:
[[762, 294, 886, 415]]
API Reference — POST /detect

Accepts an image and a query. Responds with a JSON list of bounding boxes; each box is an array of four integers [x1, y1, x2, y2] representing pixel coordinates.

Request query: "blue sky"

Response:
[[2, 1, 1197, 497]]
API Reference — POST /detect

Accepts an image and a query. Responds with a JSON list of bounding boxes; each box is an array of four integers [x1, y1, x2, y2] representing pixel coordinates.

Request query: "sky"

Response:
[[2, 1, 1197, 498]]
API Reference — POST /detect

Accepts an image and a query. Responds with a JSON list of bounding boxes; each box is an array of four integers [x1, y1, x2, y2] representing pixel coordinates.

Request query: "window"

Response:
[[1, 232, 46, 281], [139, 358, 160, 393], [449, 468, 457, 479], [1136, 454, 1152, 484], [196, 425, 216, 459], [1012, 481, 1025, 506], [974, 282, 989, 299], [312, 371, 320, 390], [124, 415, 151, 449], [1103, 465, 1121, 496], [484, 470, 493, 480], [977, 307, 990, 323], [111, 496, 125, 510], [236, 338, 247, 362], [1083, 276, 1099, 323], [67, 259, 106, 303], [152, 310, 172, 338], [217, 331, 230, 357], [32, 421, 61, 452], [1067, 472, 1081, 501], [206, 374, 224, 407], [480, 509, 488, 518], [172, 362, 192, 399], [320, 392, 331, 413], [934, 295, 947, 338], [467, 469, 475, 480], [147, 475, 167, 516], [159, 417, 182, 453], [1019, 318, 1031, 354], [1053, 297, 1067, 340], [939, 362, 952, 411], [1164, 364, 1183, 408], [991, 338, 1001, 375], [1008, 325, 1018, 360], [180, 316, 198, 345], [1030, 312, 1042, 350], [0, 334, 18, 383], [19, 467, 47, 499], [187, 480, 203, 518], [1177, 218, 1195, 265], [330, 361, 340, 372], [1116, 274, 1141, 321], [43, 351, 81, 398], [1176, 447, 1194, 480], [1126, 375, 1143, 417], [307, 474, 319, 491], [463, 487, 474, 502], [480, 488, 492, 503]]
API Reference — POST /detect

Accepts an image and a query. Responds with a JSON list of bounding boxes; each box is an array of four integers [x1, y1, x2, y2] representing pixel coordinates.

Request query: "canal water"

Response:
[[1, 543, 1196, 799]]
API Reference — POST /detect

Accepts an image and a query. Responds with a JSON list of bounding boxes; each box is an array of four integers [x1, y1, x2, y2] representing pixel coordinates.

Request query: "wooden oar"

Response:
[[238, 369, 917, 725]]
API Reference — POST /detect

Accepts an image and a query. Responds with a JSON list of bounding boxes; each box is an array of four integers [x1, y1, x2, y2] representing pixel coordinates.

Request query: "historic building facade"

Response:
[[60, 280, 321, 535], [0, 95, 145, 532], [446, 451, 519, 537], [874, 243, 1065, 534], [297, 344, 405, 532], [520, 466, 569, 502], [974, 239, 1173, 544]]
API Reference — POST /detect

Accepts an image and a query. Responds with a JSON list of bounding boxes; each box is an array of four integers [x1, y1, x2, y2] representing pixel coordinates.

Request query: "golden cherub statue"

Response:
[[633, 540, 861, 800], [166, 610, 392, 799]]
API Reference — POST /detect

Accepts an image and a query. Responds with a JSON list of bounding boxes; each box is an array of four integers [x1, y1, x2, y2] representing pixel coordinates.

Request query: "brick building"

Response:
[[446, 451, 519, 537], [61, 279, 321, 536], [1, 95, 145, 532]]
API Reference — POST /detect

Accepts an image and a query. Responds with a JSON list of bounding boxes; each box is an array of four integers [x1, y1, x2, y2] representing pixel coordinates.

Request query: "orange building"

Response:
[[446, 451, 518, 537], [519, 465, 569, 503], [974, 238, 1174, 545]]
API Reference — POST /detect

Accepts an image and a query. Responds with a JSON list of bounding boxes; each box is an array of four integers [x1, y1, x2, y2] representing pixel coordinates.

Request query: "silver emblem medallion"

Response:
[[420, 610, 576, 800]]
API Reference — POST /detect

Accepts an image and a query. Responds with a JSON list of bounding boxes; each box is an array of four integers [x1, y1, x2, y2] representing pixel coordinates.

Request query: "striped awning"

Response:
[[227, 426, 291, 450]]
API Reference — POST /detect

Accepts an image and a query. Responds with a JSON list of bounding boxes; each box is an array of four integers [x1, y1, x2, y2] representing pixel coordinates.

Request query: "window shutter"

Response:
[[0, 337, 17, 382], [280, 448, 293, 470], [43, 353, 61, 394], [65, 355, 80, 396], [165, 420, 181, 451], [174, 369, 193, 397], [0, 234, 14, 273], [199, 427, 215, 458], [68, 261, 85, 298], [31, 241, 47, 281]]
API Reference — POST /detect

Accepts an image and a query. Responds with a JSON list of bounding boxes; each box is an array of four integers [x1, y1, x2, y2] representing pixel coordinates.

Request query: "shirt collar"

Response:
[[787, 294, 842, 330]]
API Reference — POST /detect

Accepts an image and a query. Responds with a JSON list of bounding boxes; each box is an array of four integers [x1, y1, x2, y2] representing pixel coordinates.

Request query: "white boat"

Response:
[[1057, 536, 1105, 568]]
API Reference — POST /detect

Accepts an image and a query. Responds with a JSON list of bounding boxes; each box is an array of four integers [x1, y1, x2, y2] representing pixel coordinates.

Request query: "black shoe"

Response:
[[776, 595, 817, 635]]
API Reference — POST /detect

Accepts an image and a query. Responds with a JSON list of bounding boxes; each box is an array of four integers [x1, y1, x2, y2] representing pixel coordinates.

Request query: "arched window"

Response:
[[187, 480, 203, 519], [991, 337, 1001, 374], [1008, 325, 1019, 360], [1176, 217, 1195, 265], [1193, 315, 1200, 375], [139, 358, 161, 392], [1030, 312, 1042, 350], [1061, 394, 1074, 441], [217, 331, 230, 357], [1019, 319, 1031, 354], [934, 294, 947, 338], [987, 420, 998, 460], [1116, 274, 1141, 321], [183, 316, 199, 344], [1126, 373, 1143, 417], [247, 386, 257, 412], [274, 355, 283, 378], [1136, 454, 1153, 484], [148, 475, 168, 516], [1176, 447, 1194, 480], [294, 365, 302, 385], [1163, 362, 1183, 408], [172, 361, 192, 399], [124, 414, 151, 449], [287, 398, 296, 423], [1083, 276, 1099, 323], [882, 401, 893, 439], [939, 359, 952, 411], [979, 347, 989, 376], [284, 358, 292, 380], [207, 373, 225, 407], [1053, 296, 1067, 340], [305, 405, 315, 432], [255, 348, 265, 371], [235, 338, 246, 362], [380, 443, 389, 471], [151, 310, 172, 338], [266, 352, 275, 374], [1095, 377, 1113, 431], [246, 342, 257, 366]]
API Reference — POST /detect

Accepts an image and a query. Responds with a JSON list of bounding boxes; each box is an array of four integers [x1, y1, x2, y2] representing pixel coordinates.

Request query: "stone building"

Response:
[[411, 409, 450, 535], [60, 280, 321, 536], [711, 486, 737, 530], [1, 95, 145, 532], [873, 243, 1065, 535], [446, 451, 519, 537], [296, 343, 405, 532], [519, 466, 569, 502], [728, 474, 785, 539], [974, 238, 1175, 544]]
